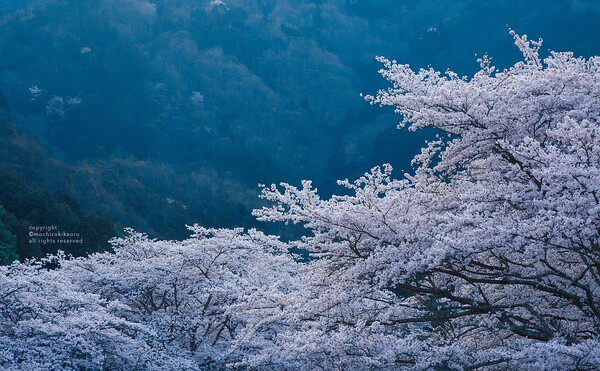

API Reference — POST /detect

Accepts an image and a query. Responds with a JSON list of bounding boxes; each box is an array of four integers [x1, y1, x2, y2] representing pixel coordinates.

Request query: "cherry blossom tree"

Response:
[[0, 254, 191, 370], [0, 228, 299, 369], [67, 226, 300, 367], [252, 31, 600, 369]]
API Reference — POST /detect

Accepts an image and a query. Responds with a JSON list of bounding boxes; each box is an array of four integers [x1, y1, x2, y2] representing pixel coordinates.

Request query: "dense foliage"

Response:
[[0, 174, 121, 260], [0, 96, 121, 261], [1, 33, 599, 369], [0, 205, 18, 265]]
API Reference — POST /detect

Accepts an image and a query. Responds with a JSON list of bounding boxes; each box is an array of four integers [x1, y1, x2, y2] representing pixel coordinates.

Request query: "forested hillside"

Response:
[[0, 94, 120, 261], [1, 0, 598, 248]]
